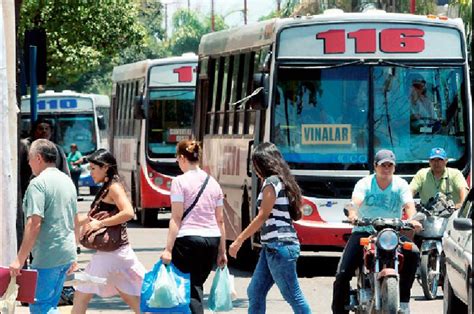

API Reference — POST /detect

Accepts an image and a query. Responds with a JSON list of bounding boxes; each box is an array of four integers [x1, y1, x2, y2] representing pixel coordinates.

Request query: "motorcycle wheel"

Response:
[[381, 277, 399, 314], [420, 253, 439, 300]]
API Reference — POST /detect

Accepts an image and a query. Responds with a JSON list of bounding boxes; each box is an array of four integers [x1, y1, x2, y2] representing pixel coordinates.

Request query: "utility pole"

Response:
[[187, 0, 190, 10], [277, 0, 281, 15], [410, 0, 416, 14], [211, 0, 215, 31], [244, 0, 247, 24]]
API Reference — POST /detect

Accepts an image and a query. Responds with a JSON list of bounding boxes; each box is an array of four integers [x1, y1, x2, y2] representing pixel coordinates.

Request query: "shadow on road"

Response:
[[228, 254, 340, 279], [88, 295, 131, 311], [127, 219, 170, 228], [297, 255, 340, 278]]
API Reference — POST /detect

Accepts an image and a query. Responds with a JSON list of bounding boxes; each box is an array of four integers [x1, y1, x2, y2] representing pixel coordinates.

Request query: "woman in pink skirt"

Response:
[[72, 149, 145, 314]]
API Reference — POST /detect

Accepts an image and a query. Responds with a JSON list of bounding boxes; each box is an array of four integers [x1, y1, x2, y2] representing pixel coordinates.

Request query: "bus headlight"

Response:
[[377, 230, 399, 251], [302, 204, 313, 216], [154, 177, 163, 186]]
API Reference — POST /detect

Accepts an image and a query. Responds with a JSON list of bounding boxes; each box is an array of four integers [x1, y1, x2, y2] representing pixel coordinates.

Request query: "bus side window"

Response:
[[219, 55, 233, 135], [237, 52, 253, 135], [228, 54, 241, 134]]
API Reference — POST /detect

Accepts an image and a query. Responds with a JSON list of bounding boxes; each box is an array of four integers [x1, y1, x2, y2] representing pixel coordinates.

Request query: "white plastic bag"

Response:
[[64, 270, 107, 286], [148, 264, 181, 308], [0, 277, 18, 314], [208, 266, 234, 312]]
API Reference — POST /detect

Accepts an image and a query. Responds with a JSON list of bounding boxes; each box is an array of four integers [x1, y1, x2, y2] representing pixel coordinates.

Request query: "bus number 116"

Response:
[[316, 28, 425, 54]]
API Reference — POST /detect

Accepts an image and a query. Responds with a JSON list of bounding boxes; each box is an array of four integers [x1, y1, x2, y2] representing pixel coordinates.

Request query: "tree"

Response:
[[167, 9, 227, 56], [449, 0, 472, 56], [82, 0, 168, 94], [259, 0, 302, 20], [19, 1, 147, 89]]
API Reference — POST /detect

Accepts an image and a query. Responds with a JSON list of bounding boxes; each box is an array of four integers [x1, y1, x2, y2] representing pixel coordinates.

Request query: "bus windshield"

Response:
[[21, 114, 97, 155], [56, 114, 96, 155], [147, 89, 195, 157], [273, 65, 467, 170]]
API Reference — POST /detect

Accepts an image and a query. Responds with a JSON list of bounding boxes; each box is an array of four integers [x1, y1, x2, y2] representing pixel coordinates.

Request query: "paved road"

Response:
[[16, 195, 443, 313]]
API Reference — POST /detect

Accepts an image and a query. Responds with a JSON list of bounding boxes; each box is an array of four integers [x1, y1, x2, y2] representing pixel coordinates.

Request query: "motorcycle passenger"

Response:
[[332, 149, 423, 314], [410, 147, 468, 209]]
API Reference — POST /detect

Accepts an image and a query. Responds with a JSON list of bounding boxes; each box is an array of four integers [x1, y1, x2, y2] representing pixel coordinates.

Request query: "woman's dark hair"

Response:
[[252, 142, 302, 221], [87, 148, 121, 205], [176, 140, 201, 163]]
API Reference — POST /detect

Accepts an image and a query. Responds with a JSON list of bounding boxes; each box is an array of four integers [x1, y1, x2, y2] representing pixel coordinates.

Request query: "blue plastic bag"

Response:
[[208, 266, 233, 312], [141, 260, 191, 313]]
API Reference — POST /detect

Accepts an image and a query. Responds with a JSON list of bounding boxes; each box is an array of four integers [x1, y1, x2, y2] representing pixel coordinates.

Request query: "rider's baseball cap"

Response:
[[374, 149, 396, 165], [429, 147, 447, 160]]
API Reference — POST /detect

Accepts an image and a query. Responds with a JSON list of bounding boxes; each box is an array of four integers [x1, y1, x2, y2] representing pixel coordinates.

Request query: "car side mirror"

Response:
[[453, 218, 472, 231], [133, 95, 145, 119]]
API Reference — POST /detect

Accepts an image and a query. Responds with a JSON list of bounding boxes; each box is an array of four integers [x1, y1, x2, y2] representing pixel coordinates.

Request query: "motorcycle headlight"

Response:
[[377, 230, 399, 251]]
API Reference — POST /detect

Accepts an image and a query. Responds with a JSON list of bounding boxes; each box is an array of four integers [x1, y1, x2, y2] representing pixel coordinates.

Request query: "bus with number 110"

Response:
[[111, 53, 198, 226], [193, 9, 472, 254], [21, 90, 110, 195]]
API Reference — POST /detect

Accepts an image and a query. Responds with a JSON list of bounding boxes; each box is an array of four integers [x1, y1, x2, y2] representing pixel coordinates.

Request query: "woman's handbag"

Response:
[[79, 189, 123, 252], [141, 260, 191, 313]]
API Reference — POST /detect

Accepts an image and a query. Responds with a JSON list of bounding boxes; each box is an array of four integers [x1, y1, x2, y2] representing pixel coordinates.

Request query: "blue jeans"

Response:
[[30, 263, 72, 314], [247, 242, 311, 314]]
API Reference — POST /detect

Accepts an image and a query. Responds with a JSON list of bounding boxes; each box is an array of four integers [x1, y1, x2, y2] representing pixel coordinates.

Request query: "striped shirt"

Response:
[[258, 175, 299, 245]]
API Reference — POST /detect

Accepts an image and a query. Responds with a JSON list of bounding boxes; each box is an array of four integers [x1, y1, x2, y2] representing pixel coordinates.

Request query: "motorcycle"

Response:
[[415, 193, 455, 300], [344, 213, 425, 314]]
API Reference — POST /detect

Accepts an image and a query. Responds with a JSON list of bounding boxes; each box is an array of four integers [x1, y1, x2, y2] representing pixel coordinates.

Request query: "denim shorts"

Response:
[[30, 263, 72, 314]]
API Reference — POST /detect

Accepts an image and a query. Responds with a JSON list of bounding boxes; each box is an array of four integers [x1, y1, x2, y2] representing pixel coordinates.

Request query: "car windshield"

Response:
[[273, 65, 467, 171], [146, 89, 195, 158]]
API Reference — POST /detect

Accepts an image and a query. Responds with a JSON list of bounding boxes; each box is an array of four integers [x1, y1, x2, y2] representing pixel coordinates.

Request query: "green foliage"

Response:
[[19, 1, 147, 90], [168, 9, 227, 56], [449, 0, 472, 53], [414, 0, 437, 15], [258, 0, 301, 20]]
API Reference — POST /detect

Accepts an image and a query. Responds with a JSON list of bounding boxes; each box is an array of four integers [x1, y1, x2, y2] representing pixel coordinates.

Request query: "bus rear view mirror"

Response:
[[97, 115, 106, 130], [133, 95, 145, 119], [251, 73, 269, 110]]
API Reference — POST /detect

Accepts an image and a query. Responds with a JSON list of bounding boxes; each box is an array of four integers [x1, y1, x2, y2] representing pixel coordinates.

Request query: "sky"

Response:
[[162, 0, 278, 33]]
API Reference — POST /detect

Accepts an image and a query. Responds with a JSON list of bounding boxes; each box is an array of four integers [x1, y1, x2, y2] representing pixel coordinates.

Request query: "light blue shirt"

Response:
[[352, 174, 413, 233], [23, 167, 77, 268]]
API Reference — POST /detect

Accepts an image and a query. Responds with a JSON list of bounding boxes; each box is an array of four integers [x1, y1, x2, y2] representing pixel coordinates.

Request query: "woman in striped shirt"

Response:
[[229, 142, 311, 314]]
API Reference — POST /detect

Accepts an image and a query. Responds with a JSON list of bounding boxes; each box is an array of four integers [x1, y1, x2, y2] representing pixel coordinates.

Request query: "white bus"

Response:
[[111, 53, 197, 226], [194, 10, 472, 253], [21, 90, 110, 194]]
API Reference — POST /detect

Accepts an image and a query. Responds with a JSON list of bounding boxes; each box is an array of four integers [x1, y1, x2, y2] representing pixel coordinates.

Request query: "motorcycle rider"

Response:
[[410, 147, 468, 209], [332, 149, 423, 314]]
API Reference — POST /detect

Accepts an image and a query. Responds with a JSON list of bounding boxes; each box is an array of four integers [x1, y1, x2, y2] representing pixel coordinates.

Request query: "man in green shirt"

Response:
[[67, 143, 83, 195], [410, 147, 468, 208], [10, 139, 78, 313]]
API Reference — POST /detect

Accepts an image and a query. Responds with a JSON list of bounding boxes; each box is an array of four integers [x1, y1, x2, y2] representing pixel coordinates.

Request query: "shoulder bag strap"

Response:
[[182, 174, 210, 220]]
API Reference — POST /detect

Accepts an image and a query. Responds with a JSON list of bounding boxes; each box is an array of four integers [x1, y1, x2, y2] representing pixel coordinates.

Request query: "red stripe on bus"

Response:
[[294, 221, 351, 247], [139, 168, 171, 209]]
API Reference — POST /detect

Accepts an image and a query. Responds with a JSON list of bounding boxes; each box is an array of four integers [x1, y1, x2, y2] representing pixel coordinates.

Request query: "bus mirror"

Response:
[[251, 73, 269, 109], [97, 115, 106, 130], [133, 95, 145, 119]]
